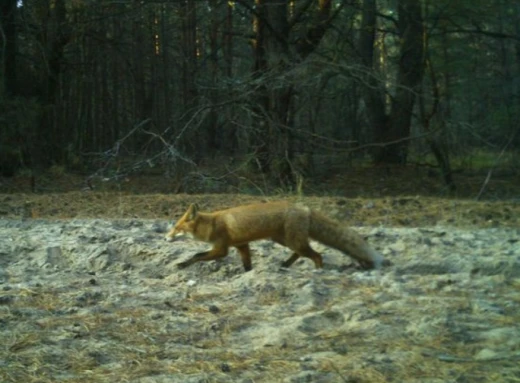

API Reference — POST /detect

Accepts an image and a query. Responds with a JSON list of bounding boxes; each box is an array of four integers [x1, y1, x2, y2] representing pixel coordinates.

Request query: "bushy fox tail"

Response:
[[309, 210, 384, 269]]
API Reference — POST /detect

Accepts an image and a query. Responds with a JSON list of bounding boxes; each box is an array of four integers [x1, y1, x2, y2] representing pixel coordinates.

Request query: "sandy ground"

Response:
[[1, 198, 520, 382]]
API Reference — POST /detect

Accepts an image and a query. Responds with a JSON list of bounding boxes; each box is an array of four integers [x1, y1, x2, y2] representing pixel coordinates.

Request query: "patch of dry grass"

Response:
[[2, 278, 520, 383], [1, 186, 519, 382], [1, 192, 519, 230]]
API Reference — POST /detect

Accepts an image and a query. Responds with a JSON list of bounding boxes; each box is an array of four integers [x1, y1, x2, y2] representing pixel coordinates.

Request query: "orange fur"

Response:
[[166, 201, 384, 272]]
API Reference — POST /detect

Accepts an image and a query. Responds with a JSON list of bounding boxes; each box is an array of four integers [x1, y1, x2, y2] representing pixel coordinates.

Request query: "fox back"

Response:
[[166, 201, 296, 245]]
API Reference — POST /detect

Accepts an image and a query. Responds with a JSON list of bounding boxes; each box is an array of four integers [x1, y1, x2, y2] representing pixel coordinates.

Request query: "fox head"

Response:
[[165, 203, 199, 241]]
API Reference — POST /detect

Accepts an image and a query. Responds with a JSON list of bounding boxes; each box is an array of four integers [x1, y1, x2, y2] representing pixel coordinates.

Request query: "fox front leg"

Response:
[[177, 246, 229, 269], [177, 251, 209, 269]]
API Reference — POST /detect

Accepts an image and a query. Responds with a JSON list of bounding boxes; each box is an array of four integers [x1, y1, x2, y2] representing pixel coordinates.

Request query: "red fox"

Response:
[[166, 201, 384, 272]]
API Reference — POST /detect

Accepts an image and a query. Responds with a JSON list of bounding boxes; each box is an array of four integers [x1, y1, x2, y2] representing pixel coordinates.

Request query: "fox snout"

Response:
[[165, 227, 188, 242], [164, 226, 179, 242], [165, 231, 179, 241]]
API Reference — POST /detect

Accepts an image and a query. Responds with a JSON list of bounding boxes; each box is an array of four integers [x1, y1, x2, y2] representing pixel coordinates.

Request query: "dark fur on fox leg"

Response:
[[177, 251, 208, 269]]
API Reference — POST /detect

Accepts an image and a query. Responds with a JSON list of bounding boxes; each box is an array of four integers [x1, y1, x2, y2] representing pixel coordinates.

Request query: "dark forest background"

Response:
[[1, 0, 519, 194]]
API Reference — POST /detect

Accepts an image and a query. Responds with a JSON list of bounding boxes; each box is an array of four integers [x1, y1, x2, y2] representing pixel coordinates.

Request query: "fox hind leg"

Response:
[[274, 233, 323, 269], [301, 245, 323, 269], [272, 237, 299, 268], [281, 245, 323, 269], [281, 252, 300, 268]]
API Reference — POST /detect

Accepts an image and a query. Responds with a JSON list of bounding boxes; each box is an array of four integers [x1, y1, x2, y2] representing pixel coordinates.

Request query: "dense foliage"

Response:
[[1, 0, 519, 187]]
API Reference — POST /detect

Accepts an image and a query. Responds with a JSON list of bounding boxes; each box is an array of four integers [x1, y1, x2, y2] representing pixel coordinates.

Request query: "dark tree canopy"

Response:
[[1, 0, 519, 190]]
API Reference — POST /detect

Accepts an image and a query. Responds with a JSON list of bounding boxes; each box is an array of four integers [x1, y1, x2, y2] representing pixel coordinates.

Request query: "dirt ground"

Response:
[[1, 168, 519, 382], [1, 213, 519, 383]]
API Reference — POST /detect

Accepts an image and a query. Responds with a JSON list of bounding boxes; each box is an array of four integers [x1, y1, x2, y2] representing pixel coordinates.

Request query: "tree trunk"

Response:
[[179, 0, 199, 157], [181, 0, 198, 111], [1, 0, 17, 97], [250, 0, 331, 185], [358, 0, 387, 148], [223, 1, 238, 153], [35, 0, 70, 167], [251, 0, 272, 173], [207, 0, 220, 153], [0, 0, 20, 176], [359, 0, 424, 165], [375, 0, 424, 164]]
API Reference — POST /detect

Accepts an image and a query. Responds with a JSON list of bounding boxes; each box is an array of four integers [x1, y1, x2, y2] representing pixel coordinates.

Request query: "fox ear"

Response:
[[187, 203, 199, 220]]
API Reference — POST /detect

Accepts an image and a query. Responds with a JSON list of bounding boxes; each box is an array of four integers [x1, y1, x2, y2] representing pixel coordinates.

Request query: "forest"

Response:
[[2, 2, 520, 382], [1, 0, 519, 196]]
